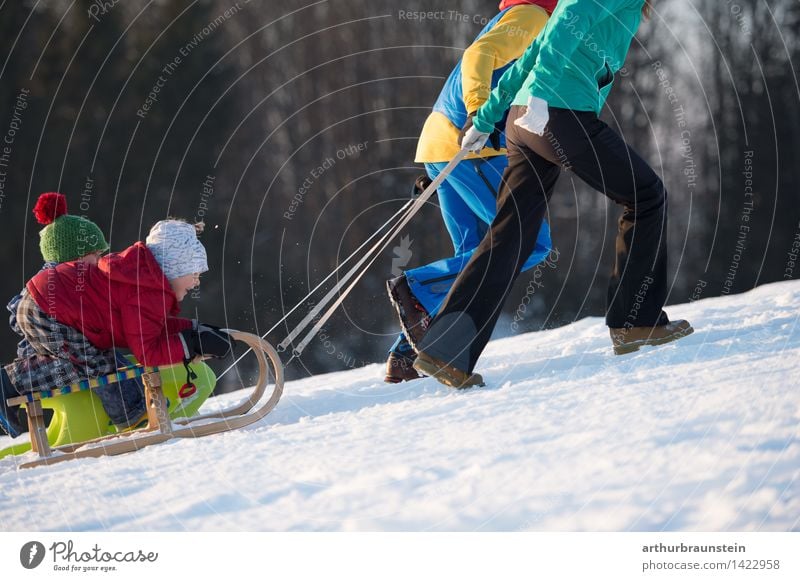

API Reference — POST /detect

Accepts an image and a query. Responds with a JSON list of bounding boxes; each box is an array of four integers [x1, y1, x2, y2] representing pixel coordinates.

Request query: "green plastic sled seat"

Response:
[[0, 360, 216, 459]]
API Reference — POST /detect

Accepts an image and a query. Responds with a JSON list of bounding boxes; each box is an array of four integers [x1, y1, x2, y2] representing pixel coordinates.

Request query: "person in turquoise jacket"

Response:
[[413, 0, 695, 388], [385, 0, 557, 383]]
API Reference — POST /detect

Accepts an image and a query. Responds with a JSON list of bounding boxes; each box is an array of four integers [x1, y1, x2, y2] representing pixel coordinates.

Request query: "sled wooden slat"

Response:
[[6, 365, 156, 407], [143, 370, 172, 436], [15, 331, 284, 469], [26, 400, 50, 457]]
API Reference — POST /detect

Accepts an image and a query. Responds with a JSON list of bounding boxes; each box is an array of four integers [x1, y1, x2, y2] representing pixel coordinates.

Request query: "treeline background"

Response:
[[1, 0, 798, 388]]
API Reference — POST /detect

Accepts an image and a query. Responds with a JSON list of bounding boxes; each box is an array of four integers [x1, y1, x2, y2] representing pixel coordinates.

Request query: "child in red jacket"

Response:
[[2, 218, 232, 435], [1, 192, 117, 437]]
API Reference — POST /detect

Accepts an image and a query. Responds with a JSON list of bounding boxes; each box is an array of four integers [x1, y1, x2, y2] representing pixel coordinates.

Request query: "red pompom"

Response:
[[33, 192, 68, 225]]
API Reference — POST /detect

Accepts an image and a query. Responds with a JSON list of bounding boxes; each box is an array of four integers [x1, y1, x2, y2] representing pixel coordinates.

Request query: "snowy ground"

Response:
[[1, 281, 798, 532]]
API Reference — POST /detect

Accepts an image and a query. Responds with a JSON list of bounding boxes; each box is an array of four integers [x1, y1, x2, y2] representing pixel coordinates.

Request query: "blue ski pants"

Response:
[[390, 155, 552, 354]]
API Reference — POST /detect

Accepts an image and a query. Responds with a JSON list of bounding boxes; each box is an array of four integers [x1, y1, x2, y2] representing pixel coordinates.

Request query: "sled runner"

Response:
[[1, 331, 284, 469], [0, 357, 216, 459]]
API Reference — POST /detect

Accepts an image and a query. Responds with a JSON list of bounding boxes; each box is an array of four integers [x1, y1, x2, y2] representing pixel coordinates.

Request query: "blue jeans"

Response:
[[0, 368, 24, 437], [390, 156, 552, 354], [93, 352, 147, 429]]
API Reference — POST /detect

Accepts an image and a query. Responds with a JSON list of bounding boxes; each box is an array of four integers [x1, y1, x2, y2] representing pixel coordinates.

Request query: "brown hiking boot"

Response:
[[387, 275, 431, 349], [384, 350, 422, 383], [609, 319, 694, 355], [413, 350, 485, 389]]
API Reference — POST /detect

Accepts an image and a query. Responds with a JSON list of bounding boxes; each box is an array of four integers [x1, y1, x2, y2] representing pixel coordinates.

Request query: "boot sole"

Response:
[[413, 355, 484, 389], [386, 279, 429, 350], [383, 372, 422, 384], [384, 350, 423, 384], [613, 325, 695, 355]]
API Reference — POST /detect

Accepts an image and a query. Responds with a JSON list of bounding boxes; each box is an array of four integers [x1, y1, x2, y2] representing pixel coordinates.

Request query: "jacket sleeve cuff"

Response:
[[166, 316, 194, 334], [472, 114, 497, 134]]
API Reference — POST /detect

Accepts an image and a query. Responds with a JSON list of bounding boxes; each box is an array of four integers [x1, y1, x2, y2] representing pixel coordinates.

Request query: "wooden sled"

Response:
[[0, 359, 217, 460], [2, 331, 283, 469]]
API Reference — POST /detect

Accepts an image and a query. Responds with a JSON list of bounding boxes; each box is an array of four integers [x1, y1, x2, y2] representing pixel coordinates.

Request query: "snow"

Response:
[[1, 280, 798, 532]]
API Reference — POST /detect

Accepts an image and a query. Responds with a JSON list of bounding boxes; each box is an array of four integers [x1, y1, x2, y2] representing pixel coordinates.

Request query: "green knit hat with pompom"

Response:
[[34, 192, 109, 263]]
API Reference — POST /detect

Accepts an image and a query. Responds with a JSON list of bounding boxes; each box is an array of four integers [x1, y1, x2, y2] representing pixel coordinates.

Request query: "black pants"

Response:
[[418, 106, 669, 373]]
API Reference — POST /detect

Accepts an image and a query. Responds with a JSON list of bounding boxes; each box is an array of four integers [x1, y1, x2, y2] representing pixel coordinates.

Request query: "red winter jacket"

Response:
[[26, 242, 193, 366]]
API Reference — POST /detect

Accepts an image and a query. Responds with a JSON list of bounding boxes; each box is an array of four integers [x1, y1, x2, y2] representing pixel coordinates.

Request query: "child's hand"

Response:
[[182, 323, 233, 359]]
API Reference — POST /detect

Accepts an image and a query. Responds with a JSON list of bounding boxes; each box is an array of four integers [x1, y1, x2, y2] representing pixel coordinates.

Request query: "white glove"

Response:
[[514, 95, 550, 136], [461, 125, 491, 153]]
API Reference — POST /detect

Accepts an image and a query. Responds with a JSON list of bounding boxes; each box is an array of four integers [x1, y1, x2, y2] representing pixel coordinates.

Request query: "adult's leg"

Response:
[[543, 108, 668, 328], [418, 107, 561, 373], [462, 155, 553, 273], [426, 160, 492, 256], [407, 156, 552, 315], [404, 159, 497, 316], [387, 161, 491, 358]]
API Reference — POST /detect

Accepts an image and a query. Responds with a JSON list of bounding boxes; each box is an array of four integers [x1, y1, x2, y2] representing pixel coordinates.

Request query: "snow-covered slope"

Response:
[[1, 281, 798, 532]]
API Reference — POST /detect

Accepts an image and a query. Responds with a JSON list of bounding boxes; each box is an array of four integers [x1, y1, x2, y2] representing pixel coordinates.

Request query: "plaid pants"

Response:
[[4, 291, 146, 427]]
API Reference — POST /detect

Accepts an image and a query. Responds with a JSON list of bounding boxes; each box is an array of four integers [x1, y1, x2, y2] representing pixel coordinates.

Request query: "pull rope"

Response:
[[216, 199, 414, 381], [276, 198, 416, 352], [285, 148, 468, 357], [217, 148, 469, 380]]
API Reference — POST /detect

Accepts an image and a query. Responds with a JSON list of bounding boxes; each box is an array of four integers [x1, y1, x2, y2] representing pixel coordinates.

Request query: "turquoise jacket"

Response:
[[474, 0, 645, 133]]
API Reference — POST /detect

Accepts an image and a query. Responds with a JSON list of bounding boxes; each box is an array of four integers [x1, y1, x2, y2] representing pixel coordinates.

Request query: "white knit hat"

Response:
[[145, 220, 208, 280]]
